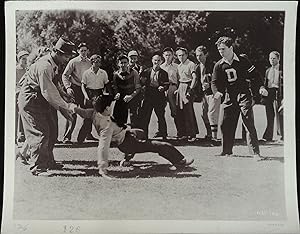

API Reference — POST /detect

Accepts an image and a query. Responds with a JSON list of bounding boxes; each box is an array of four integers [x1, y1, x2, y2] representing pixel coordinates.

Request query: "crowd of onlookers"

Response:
[[15, 36, 283, 176]]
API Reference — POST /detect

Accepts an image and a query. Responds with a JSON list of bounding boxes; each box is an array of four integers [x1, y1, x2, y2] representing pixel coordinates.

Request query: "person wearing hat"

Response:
[[175, 47, 199, 142], [18, 37, 76, 175], [160, 47, 181, 138], [79, 54, 110, 142], [138, 52, 169, 139], [62, 42, 97, 144], [112, 54, 141, 128], [15, 50, 29, 144]]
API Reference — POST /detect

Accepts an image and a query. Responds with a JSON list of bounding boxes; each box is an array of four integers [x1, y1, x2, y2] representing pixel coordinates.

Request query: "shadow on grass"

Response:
[[216, 154, 284, 163], [48, 160, 201, 178], [54, 138, 284, 149]]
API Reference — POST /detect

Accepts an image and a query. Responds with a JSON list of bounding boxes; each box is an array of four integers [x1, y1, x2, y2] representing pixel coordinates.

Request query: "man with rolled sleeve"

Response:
[[62, 42, 96, 144], [211, 36, 267, 159], [18, 37, 75, 175]]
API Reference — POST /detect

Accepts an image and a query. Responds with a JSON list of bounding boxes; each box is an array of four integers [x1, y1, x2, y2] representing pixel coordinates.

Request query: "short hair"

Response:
[[90, 54, 102, 63], [175, 47, 188, 54], [152, 51, 162, 58], [117, 54, 129, 62], [195, 45, 208, 54], [269, 51, 280, 59], [215, 36, 234, 47], [77, 42, 88, 49], [163, 47, 174, 54], [92, 94, 115, 113]]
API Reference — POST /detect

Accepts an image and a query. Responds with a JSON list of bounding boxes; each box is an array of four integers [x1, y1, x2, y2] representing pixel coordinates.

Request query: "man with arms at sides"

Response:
[[15, 50, 29, 144], [112, 54, 141, 128], [138, 52, 169, 140], [160, 47, 181, 139], [62, 42, 97, 144], [18, 37, 75, 176], [80, 54, 111, 142], [261, 51, 284, 142], [175, 47, 199, 142], [72, 94, 194, 179], [195, 45, 221, 146], [211, 36, 268, 160]]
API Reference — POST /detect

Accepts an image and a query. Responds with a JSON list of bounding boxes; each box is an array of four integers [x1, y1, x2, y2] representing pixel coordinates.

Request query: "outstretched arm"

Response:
[[73, 106, 94, 119]]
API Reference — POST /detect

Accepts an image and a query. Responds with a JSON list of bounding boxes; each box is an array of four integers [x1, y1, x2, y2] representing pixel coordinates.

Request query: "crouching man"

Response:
[[71, 94, 194, 179]]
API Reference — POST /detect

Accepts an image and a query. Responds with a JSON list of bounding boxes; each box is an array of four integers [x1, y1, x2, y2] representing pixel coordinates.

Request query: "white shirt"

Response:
[[267, 65, 280, 88], [82, 67, 109, 89], [161, 62, 179, 85]]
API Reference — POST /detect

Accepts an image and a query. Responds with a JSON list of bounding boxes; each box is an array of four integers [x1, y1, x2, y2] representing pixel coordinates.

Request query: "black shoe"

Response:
[[86, 135, 98, 141], [62, 138, 72, 144], [30, 165, 50, 176], [154, 132, 167, 139], [48, 162, 64, 170], [215, 152, 232, 157], [210, 139, 221, 146], [173, 158, 194, 168]]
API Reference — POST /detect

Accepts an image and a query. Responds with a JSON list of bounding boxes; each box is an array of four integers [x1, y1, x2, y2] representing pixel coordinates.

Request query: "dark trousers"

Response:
[[19, 87, 57, 169], [63, 84, 93, 142], [15, 93, 25, 142], [176, 101, 199, 138], [118, 129, 184, 165], [113, 96, 140, 128], [138, 88, 167, 137], [221, 94, 260, 155], [167, 84, 180, 135], [263, 88, 281, 140], [77, 88, 102, 142]]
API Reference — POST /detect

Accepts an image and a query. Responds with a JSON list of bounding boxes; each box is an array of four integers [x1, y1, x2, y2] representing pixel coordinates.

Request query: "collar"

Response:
[[161, 62, 175, 67], [79, 55, 89, 62], [91, 67, 101, 74], [180, 58, 190, 65], [220, 53, 240, 65]]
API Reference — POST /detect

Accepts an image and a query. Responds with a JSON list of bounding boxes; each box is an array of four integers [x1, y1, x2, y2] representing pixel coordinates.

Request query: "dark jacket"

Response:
[[140, 67, 169, 99]]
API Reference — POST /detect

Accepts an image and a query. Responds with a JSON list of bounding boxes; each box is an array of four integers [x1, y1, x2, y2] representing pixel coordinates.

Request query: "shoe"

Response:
[[204, 135, 212, 141], [154, 132, 167, 139], [253, 154, 267, 161], [98, 169, 115, 180], [15, 151, 30, 165], [215, 152, 232, 157], [55, 139, 63, 144], [86, 135, 98, 141], [174, 158, 194, 168], [177, 135, 188, 140], [124, 153, 135, 161], [188, 137, 196, 142], [62, 138, 72, 144], [210, 139, 221, 146], [259, 138, 273, 143], [120, 159, 132, 167], [30, 165, 50, 176]]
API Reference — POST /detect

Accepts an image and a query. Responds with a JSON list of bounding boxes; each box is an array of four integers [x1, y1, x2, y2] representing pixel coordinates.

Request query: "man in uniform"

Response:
[[62, 42, 97, 144], [18, 37, 76, 175], [211, 36, 268, 159]]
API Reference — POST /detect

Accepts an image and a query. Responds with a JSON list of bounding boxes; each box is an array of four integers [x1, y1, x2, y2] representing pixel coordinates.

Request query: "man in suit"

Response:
[[261, 51, 283, 141], [138, 52, 169, 139]]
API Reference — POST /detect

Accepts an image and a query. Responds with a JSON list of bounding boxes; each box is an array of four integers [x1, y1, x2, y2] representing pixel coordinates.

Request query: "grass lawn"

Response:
[[13, 103, 285, 220]]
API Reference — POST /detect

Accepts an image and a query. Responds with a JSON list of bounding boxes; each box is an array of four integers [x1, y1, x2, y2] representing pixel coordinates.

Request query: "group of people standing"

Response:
[[15, 35, 283, 177]]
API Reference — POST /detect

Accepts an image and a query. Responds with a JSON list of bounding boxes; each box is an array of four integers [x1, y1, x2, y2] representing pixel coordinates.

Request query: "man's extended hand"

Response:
[[259, 87, 268, 97], [158, 86, 164, 92], [66, 87, 74, 97], [114, 93, 121, 100]]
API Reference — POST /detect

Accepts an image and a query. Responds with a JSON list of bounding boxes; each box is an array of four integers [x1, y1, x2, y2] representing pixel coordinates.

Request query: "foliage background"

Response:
[[16, 10, 284, 76]]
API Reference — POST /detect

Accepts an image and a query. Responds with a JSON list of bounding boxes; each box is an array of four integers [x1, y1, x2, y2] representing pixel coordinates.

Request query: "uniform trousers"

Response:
[[221, 93, 260, 155], [138, 87, 167, 137], [167, 83, 180, 135], [201, 94, 221, 138], [262, 88, 282, 140], [18, 85, 57, 169], [63, 84, 93, 142], [118, 129, 184, 165]]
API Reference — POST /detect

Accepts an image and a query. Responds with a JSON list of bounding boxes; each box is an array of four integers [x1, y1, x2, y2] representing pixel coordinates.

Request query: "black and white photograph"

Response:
[[2, 1, 299, 234]]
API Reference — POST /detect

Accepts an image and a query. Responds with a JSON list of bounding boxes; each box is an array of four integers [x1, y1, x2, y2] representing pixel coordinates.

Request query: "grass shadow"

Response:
[[216, 154, 284, 163], [47, 160, 200, 178]]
